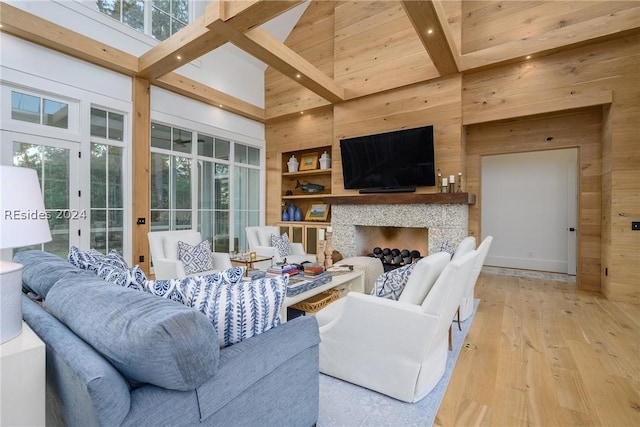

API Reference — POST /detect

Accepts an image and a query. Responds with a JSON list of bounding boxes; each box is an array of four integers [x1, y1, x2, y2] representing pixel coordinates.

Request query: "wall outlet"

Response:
[[632, 221, 640, 231], [139, 255, 144, 263]]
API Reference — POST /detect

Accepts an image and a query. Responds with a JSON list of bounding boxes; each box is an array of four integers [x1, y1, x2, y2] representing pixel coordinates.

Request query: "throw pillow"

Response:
[[270, 232, 292, 258], [144, 266, 246, 304], [370, 263, 418, 300], [178, 240, 214, 275], [68, 246, 106, 271], [179, 273, 287, 347]]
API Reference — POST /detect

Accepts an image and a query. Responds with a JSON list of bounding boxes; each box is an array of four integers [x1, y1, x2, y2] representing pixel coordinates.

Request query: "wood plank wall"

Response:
[[265, 2, 639, 301]]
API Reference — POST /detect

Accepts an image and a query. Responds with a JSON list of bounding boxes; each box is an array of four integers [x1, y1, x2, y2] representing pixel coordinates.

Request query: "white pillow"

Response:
[[178, 240, 214, 275]]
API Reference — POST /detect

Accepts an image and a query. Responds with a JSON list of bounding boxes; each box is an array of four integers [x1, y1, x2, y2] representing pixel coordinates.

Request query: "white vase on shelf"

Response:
[[287, 155, 299, 172], [319, 151, 331, 169]]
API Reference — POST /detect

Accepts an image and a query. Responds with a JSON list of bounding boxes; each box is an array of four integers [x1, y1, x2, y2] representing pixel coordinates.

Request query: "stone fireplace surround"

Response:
[[325, 193, 474, 260]]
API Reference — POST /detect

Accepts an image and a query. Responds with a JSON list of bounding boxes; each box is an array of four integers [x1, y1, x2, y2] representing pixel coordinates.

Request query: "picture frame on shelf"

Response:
[[299, 153, 318, 171], [305, 203, 330, 221]]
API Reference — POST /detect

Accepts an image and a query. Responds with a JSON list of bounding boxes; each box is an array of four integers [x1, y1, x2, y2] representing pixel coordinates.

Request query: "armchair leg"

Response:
[[456, 307, 461, 331], [448, 325, 452, 351]]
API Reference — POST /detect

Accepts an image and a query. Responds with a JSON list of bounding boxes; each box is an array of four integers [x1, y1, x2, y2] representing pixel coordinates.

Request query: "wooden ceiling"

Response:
[[1, 1, 638, 122]]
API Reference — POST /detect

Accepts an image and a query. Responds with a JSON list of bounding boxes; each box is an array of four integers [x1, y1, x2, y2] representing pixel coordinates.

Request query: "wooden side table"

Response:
[[0, 321, 45, 426]]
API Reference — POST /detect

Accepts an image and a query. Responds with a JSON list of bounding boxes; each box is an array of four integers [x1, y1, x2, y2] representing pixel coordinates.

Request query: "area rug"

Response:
[[317, 299, 479, 426]]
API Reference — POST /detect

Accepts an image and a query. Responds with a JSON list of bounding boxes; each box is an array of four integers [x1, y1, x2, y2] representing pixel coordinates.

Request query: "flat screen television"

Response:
[[339, 125, 435, 193]]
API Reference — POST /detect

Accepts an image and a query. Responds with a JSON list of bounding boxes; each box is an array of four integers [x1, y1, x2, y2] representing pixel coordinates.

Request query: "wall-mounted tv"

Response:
[[339, 125, 435, 193]]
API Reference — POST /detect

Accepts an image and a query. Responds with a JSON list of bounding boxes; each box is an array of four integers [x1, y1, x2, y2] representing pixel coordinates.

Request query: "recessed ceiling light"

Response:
[[177, 55, 182, 60], [427, 29, 433, 35], [526, 55, 532, 60], [300, 111, 304, 115], [296, 74, 301, 79]]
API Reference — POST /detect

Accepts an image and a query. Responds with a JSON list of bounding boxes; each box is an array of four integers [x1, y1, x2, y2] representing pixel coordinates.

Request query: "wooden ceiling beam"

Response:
[[0, 2, 138, 76], [221, 24, 345, 103], [401, 0, 459, 76], [138, 0, 305, 80], [154, 73, 265, 122]]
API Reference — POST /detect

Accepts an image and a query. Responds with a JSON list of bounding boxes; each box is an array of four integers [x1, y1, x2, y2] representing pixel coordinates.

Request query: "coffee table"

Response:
[[230, 254, 273, 275], [281, 270, 365, 322]]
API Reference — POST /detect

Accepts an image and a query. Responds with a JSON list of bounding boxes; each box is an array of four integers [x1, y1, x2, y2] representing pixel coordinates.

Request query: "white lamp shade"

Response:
[[0, 165, 52, 249]]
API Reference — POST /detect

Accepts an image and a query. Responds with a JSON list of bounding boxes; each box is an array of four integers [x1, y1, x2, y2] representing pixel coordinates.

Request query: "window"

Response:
[[96, 0, 189, 41], [150, 121, 263, 253], [11, 91, 69, 129], [90, 108, 126, 253]]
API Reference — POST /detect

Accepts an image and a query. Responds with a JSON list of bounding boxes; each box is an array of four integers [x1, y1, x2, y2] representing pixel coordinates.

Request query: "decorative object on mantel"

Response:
[[441, 176, 448, 193], [287, 155, 299, 173], [437, 169, 442, 192], [296, 180, 325, 193], [457, 172, 463, 193], [448, 175, 455, 193], [319, 151, 331, 169]]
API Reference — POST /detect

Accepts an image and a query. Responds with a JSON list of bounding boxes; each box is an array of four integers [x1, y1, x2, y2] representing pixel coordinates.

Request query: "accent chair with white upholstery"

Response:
[[316, 250, 477, 403], [452, 236, 476, 260], [148, 230, 232, 279], [459, 235, 493, 321], [245, 226, 316, 265]]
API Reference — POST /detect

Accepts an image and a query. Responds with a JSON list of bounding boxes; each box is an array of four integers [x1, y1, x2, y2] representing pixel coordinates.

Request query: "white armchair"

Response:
[[245, 226, 316, 265], [316, 250, 477, 403], [148, 230, 232, 280], [458, 236, 493, 321]]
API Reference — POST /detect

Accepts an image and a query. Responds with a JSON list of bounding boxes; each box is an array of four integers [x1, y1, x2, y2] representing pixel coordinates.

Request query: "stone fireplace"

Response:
[[326, 193, 473, 259], [354, 225, 428, 258]]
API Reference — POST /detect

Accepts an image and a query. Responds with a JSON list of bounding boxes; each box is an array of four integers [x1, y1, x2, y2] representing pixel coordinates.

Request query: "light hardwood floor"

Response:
[[435, 271, 640, 426]]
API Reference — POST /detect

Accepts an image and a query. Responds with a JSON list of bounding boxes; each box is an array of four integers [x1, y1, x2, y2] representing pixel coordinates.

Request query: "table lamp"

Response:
[[0, 165, 52, 344]]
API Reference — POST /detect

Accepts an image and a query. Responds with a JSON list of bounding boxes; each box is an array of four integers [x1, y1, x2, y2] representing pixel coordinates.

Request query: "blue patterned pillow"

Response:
[[270, 233, 292, 258], [144, 267, 246, 304], [370, 263, 418, 300], [179, 273, 287, 347], [68, 246, 105, 272], [178, 240, 214, 275]]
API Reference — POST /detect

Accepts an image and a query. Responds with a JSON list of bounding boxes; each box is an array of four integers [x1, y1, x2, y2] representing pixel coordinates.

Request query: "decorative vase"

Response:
[[287, 204, 297, 221], [282, 210, 290, 221], [294, 207, 303, 221], [287, 155, 299, 173], [319, 151, 331, 169]]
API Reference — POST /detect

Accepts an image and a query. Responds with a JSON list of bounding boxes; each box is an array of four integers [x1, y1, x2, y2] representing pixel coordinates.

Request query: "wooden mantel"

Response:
[[323, 192, 475, 205]]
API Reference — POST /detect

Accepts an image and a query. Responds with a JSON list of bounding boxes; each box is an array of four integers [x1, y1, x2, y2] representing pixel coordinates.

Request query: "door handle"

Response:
[[568, 227, 576, 232]]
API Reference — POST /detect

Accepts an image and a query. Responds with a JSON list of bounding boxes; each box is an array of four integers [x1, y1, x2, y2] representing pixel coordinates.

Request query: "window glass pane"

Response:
[[214, 163, 229, 210], [96, 0, 120, 20], [91, 209, 107, 252], [108, 145, 123, 208], [172, 128, 192, 154], [198, 134, 214, 158], [248, 146, 260, 166], [151, 210, 170, 231], [152, 0, 170, 13], [175, 211, 192, 230], [174, 157, 191, 209], [151, 153, 170, 209], [108, 112, 124, 141], [215, 138, 230, 160], [172, 0, 189, 22], [43, 147, 70, 210], [91, 143, 107, 208], [91, 108, 107, 138], [123, 0, 144, 31], [11, 91, 40, 124], [152, 8, 170, 40], [247, 168, 260, 210], [43, 99, 69, 129], [198, 161, 214, 210], [108, 210, 124, 254], [151, 123, 171, 150], [215, 211, 231, 252], [234, 144, 247, 164], [172, 18, 186, 35]]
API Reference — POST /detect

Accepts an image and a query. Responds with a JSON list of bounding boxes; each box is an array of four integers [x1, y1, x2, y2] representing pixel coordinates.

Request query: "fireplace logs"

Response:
[[368, 247, 422, 272]]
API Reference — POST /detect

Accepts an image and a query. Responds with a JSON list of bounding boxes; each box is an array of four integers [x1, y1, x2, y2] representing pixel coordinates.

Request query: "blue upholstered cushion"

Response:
[[45, 278, 219, 391], [178, 240, 214, 275], [370, 263, 418, 300], [15, 250, 97, 298]]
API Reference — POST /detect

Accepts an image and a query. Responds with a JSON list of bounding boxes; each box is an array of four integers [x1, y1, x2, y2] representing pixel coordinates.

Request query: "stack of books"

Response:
[[266, 264, 299, 277], [303, 263, 325, 278]]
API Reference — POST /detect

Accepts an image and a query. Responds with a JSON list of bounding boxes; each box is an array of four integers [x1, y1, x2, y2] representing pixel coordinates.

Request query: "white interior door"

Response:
[[481, 148, 578, 274]]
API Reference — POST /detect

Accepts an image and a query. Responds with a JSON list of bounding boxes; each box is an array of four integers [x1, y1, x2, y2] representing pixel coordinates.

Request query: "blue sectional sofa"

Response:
[[16, 250, 320, 427]]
